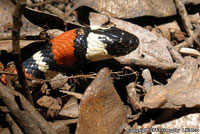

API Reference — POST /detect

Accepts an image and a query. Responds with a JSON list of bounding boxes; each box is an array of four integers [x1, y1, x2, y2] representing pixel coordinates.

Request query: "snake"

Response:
[[1, 26, 139, 83]]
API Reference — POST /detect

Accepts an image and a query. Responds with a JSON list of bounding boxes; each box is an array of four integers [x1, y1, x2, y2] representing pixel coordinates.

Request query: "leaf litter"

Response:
[[0, 0, 200, 134]]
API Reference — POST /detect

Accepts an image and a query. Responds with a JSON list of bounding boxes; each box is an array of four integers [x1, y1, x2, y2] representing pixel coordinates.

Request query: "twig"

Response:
[[0, 70, 137, 84], [118, 59, 180, 72], [173, 0, 193, 36], [174, 34, 196, 51], [175, 24, 200, 51], [28, 0, 67, 7], [0, 83, 57, 134], [49, 119, 78, 133], [6, 113, 23, 134], [43, 71, 136, 83], [44, 4, 65, 19], [64, 0, 87, 19], [167, 45, 184, 63], [12, 0, 33, 104]]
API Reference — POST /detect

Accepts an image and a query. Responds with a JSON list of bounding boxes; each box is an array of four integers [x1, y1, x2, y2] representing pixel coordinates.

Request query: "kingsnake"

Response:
[[1, 26, 139, 83]]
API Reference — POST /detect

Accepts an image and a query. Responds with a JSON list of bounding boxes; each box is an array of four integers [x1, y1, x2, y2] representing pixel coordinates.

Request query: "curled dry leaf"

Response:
[[170, 28, 186, 42], [49, 73, 68, 89], [142, 57, 200, 109], [76, 68, 127, 134], [59, 97, 79, 118], [37, 95, 61, 110], [72, 0, 200, 18], [126, 82, 141, 112], [151, 21, 182, 41]]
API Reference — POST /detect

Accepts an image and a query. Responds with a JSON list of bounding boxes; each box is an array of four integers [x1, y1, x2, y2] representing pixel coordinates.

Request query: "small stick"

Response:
[[118, 58, 180, 72], [173, 0, 193, 36], [167, 45, 184, 63], [12, 0, 33, 104], [174, 34, 196, 51], [6, 113, 23, 134], [0, 83, 58, 134]]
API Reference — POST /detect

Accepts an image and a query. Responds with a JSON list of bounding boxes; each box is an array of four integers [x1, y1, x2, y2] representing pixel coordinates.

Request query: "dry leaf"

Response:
[[142, 57, 200, 109], [60, 90, 83, 100], [59, 97, 79, 118], [37, 96, 61, 110], [50, 73, 68, 89], [73, 0, 200, 18], [151, 21, 182, 41], [50, 119, 78, 134], [126, 82, 141, 112], [76, 68, 127, 134]]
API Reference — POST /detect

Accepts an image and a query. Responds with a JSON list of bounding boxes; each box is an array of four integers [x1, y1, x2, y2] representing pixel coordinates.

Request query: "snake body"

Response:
[[1, 26, 139, 81]]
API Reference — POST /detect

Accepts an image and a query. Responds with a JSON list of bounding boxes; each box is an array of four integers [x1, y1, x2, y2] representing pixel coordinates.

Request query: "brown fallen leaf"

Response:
[[71, 0, 200, 18], [49, 119, 78, 134], [170, 28, 186, 42], [37, 96, 55, 108], [89, 13, 109, 26], [60, 90, 83, 100], [49, 73, 68, 89], [59, 97, 79, 118], [37, 95, 61, 110], [76, 68, 127, 134], [151, 21, 182, 41], [126, 82, 141, 112], [142, 56, 200, 109]]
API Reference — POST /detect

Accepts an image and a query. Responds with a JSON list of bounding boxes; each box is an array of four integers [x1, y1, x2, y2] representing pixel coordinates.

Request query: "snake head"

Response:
[[83, 26, 139, 61]]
